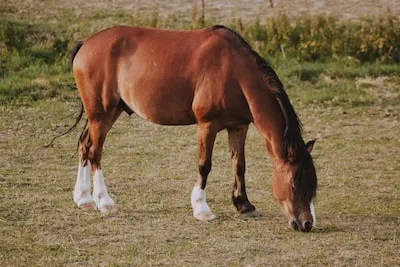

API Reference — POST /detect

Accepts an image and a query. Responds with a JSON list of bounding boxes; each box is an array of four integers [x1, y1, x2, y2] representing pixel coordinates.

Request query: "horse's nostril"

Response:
[[290, 220, 300, 231], [303, 220, 313, 232]]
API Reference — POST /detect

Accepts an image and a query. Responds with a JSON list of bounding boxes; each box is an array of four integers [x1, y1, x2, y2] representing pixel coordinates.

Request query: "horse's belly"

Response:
[[135, 107, 196, 126], [122, 88, 196, 126]]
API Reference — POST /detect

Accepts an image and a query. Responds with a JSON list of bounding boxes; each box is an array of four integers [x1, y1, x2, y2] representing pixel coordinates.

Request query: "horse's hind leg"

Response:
[[228, 125, 257, 215], [73, 139, 94, 209], [74, 104, 123, 212], [89, 114, 120, 213]]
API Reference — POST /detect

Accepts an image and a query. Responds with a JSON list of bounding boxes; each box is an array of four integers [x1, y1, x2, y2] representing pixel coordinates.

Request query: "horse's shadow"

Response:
[[216, 211, 346, 234], [311, 225, 346, 234]]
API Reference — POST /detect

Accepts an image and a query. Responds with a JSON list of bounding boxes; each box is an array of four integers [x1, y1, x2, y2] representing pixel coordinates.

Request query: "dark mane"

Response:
[[210, 25, 304, 163]]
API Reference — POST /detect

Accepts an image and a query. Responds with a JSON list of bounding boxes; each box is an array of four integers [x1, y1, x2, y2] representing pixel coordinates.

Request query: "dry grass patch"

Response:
[[1, 85, 399, 265]]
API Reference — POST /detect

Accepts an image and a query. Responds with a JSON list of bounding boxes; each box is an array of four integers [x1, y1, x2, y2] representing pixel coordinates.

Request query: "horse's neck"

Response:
[[240, 79, 287, 162]]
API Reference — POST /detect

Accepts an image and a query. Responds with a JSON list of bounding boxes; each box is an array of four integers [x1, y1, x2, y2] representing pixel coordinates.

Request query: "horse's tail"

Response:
[[44, 41, 86, 148], [44, 102, 85, 147], [71, 40, 84, 64]]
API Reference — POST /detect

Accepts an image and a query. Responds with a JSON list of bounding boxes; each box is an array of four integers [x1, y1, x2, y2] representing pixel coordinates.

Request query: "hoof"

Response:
[[93, 191, 115, 214], [79, 201, 96, 210], [74, 191, 95, 210], [98, 204, 117, 214], [242, 210, 261, 218], [194, 211, 216, 221]]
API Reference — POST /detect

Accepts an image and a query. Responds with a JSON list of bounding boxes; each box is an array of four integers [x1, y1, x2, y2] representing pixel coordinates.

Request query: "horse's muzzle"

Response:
[[289, 218, 313, 232]]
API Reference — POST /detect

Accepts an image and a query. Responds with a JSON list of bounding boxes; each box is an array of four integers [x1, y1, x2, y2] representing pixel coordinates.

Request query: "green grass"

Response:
[[1, 6, 400, 104], [1, 1, 400, 266]]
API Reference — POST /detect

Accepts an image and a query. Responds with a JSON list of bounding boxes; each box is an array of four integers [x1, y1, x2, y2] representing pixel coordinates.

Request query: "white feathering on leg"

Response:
[[191, 185, 210, 215], [191, 185, 215, 220], [93, 169, 115, 212], [73, 162, 94, 207]]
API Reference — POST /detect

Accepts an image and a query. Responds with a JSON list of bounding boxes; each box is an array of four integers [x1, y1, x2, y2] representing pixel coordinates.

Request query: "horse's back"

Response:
[[73, 26, 253, 126]]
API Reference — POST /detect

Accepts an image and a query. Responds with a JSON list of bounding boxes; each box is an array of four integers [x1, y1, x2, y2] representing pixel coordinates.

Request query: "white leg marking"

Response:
[[93, 169, 115, 213], [310, 200, 316, 227], [73, 162, 95, 208], [191, 185, 216, 221]]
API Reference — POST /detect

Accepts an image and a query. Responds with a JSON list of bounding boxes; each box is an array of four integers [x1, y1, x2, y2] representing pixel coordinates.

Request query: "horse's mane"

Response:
[[210, 25, 304, 163]]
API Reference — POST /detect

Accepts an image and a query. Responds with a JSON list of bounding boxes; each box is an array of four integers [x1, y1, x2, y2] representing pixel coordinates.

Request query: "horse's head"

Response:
[[271, 140, 317, 232]]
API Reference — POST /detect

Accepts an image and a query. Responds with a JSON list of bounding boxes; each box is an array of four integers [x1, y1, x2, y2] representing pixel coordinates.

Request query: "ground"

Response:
[[1, 81, 399, 265]]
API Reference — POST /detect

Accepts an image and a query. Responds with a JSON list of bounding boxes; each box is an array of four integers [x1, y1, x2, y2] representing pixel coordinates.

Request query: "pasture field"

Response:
[[1, 1, 400, 266]]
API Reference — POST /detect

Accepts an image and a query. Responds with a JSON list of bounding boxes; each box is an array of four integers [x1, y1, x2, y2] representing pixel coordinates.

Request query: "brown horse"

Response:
[[71, 25, 318, 232]]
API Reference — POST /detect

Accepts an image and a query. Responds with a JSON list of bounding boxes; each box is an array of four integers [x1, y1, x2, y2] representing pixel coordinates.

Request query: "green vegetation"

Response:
[[240, 13, 400, 63], [1, 9, 400, 104]]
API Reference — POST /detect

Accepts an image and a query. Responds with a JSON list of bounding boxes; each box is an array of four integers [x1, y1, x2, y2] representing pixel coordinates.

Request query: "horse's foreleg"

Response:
[[191, 123, 217, 221], [228, 125, 257, 215]]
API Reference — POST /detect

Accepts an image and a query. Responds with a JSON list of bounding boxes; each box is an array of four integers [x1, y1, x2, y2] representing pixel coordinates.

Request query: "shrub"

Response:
[[0, 20, 28, 52], [246, 13, 400, 64]]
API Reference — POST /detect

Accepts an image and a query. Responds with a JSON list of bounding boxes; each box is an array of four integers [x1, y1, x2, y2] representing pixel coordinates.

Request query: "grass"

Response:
[[1, 6, 400, 104], [1, 1, 400, 266], [1, 94, 399, 266]]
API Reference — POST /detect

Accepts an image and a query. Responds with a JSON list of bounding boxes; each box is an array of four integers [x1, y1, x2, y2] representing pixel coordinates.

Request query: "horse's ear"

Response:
[[306, 139, 316, 153]]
